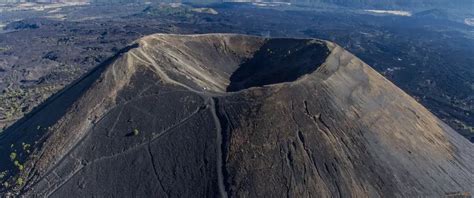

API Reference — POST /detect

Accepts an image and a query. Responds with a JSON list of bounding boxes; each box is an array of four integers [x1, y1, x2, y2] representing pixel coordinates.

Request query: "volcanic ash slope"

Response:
[[0, 34, 472, 197]]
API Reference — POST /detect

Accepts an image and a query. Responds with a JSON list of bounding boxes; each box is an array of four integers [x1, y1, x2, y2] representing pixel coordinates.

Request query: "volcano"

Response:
[[0, 34, 472, 197]]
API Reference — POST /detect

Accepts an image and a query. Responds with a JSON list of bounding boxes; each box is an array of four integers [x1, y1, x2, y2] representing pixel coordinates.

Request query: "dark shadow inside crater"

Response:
[[226, 38, 330, 92]]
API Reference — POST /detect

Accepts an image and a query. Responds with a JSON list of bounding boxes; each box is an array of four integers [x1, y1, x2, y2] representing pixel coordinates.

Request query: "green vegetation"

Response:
[[0, 85, 62, 129], [133, 129, 140, 136], [0, 46, 10, 52], [16, 177, 23, 186], [143, 5, 195, 18], [10, 151, 24, 170], [0, 171, 7, 179], [14, 160, 23, 171], [9, 152, 16, 161], [22, 142, 31, 153], [13, 160, 23, 171]]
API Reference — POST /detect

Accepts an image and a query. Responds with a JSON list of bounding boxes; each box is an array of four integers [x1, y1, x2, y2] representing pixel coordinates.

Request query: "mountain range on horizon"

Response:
[[1, 0, 472, 10]]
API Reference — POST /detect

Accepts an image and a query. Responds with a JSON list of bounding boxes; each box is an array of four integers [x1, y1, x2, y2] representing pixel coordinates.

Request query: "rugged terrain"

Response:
[[0, 34, 471, 197], [1, 2, 473, 142]]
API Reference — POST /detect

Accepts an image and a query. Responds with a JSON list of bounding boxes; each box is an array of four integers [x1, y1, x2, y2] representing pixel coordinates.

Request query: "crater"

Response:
[[135, 34, 331, 93], [227, 38, 330, 92]]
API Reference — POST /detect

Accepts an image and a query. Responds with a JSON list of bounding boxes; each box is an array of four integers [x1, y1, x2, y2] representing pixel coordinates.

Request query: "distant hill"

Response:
[[285, 0, 473, 10], [0, 0, 88, 3], [1, 0, 472, 10]]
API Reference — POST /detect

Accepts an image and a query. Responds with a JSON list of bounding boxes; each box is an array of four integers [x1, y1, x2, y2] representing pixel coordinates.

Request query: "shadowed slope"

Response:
[[0, 44, 138, 193], [227, 38, 329, 92]]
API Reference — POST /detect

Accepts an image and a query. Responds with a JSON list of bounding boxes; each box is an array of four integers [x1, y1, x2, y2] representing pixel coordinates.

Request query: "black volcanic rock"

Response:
[[5, 21, 40, 31], [0, 34, 472, 197]]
